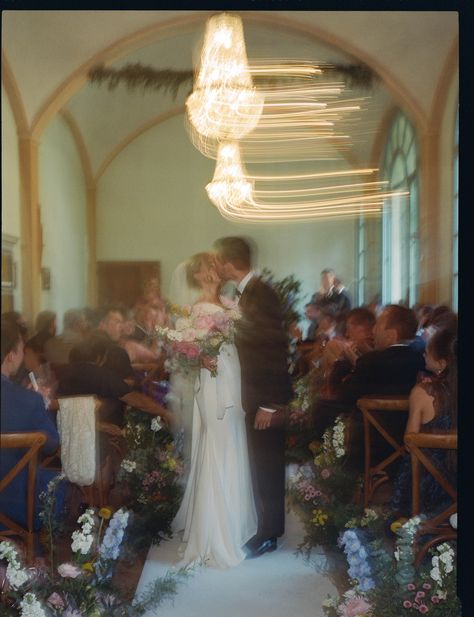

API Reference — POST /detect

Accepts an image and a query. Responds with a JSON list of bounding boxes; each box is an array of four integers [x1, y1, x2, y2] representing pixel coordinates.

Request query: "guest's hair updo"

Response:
[[186, 252, 215, 290]]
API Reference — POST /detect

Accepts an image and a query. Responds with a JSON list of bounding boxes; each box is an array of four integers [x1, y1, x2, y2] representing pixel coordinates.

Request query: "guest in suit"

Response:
[[1, 318, 62, 531], [338, 304, 425, 402], [214, 236, 293, 558], [311, 268, 349, 317], [311, 304, 425, 467]]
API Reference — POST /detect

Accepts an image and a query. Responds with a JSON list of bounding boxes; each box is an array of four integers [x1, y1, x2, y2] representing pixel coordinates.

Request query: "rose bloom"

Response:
[[403, 600, 412, 609], [338, 596, 372, 617], [419, 604, 429, 614], [58, 562, 82, 578]]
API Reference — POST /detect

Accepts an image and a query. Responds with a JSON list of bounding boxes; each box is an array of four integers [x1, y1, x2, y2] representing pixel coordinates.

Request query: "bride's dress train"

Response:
[[172, 303, 257, 569]]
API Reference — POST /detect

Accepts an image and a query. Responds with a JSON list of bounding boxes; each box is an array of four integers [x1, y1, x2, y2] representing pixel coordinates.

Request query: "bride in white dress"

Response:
[[171, 252, 257, 569]]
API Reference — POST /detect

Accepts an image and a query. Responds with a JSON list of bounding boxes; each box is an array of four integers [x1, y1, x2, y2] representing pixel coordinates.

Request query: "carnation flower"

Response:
[[403, 600, 412, 608], [47, 592, 65, 609], [58, 562, 83, 578], [419, 604, 428, 614], [337, 595, 372, 617]]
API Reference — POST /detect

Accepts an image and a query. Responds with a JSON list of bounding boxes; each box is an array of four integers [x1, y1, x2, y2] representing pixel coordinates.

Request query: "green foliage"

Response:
[[117, 407, 184, 550], [260, 268, 303, 332]]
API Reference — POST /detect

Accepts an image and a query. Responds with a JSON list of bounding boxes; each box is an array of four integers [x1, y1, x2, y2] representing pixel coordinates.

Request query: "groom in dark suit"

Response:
[[214, 237, 293, 558]]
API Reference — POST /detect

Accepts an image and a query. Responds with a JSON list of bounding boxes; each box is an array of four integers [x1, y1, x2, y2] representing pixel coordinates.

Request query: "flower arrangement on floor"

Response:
[[322, 515, 461, 617], [285, 373, 316, 464], [156, 297, 241, 377], [116, 407, 184, 549], [0, 483, 187, 616], [287, 414, 363, 554]]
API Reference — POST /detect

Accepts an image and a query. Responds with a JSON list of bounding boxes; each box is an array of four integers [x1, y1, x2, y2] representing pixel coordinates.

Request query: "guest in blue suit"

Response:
[[1, 318, 63, 531]]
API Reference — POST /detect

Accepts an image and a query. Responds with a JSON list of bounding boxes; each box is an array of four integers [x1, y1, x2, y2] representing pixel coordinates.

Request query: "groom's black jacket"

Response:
[[235, 276, 293, 415]]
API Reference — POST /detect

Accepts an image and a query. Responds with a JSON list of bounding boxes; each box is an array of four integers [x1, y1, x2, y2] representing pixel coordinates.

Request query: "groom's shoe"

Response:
[[246, 537, 277, 559]]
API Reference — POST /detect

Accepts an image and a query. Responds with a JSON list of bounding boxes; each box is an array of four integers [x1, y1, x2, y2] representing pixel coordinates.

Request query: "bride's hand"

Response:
[[201, 355, 217, 373]]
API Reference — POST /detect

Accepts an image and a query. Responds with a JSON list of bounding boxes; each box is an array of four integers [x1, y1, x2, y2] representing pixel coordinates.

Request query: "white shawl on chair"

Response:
[[58, 396, 97, 486]]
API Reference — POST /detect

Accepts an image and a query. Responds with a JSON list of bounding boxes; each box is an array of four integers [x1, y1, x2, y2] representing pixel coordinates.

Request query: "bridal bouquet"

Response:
[[156, 297, 241, 377]]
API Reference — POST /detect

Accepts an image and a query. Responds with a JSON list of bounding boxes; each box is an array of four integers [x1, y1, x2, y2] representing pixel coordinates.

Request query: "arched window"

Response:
[[380, 112, 419, 306], [452, 106, 458, 311]]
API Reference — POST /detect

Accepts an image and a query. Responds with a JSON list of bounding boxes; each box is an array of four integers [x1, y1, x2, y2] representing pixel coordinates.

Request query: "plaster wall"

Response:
[[1, 84, 23, 311], [38, 115, 88, 329], [97, 114, 358, 326]]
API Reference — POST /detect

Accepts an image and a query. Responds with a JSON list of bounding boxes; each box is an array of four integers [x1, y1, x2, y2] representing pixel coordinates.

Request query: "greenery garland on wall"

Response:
[[88, 61, 379, 98]]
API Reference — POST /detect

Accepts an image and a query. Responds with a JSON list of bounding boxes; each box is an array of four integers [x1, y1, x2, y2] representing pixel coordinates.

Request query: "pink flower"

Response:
[[193, 314, 214, 330], [47, 592, 65, 609], [57, 562, 82, 578], [321, 469, 331, 479], [431, 596, 440, 604], [315, 490, 322, 497], [338, 596, 372, 617], [407, 583, 416, 591], [416, 591, 426, 600], [422, 583, 431, 590], [403, 601, 413, 609], [419, 604, 429, 614]]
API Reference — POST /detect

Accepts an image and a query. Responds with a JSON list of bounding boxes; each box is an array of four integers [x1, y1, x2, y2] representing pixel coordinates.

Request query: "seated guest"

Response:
[[337, 304, 425, 402], [422, 305, 458, 341], [57, 333, 172, 427], [2, 311, 29, 342], [415, 304, 433, 337], [1, 319, 64, 531], [390, 328, 457, 518], [28, 310, 57, 354], [305, 309, 338, 370], [94, 306, 135, 382], [120, 310, 162, 365], [44, 308, 87, 369], [311, 304, 425, 463], [320, 307, 375, 379], [22, 337, 58, 412]]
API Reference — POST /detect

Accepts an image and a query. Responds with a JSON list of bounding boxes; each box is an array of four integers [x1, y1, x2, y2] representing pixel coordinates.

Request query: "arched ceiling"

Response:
[[2, 10, 458, 177]]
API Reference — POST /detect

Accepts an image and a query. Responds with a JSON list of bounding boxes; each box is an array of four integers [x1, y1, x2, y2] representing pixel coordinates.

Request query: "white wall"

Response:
[[38, 115, 88, 329], [97, 113, 357, 326], [1, 84, 23, 311]]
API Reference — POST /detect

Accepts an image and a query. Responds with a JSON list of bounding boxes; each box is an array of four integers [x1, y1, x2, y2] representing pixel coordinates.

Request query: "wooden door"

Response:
[[97, 261, 160, 309]]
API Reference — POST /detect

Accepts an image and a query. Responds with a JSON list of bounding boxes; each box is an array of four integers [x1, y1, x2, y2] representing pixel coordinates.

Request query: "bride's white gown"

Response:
[[172, 302, 257, 569]]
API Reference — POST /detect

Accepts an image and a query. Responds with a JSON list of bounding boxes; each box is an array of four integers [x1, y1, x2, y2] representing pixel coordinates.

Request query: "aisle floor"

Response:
[[135, 503, 338, 617]]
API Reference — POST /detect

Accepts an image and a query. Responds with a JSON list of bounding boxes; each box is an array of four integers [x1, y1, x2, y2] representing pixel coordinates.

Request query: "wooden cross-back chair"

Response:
[[404, 431, 457, 566], [0, 431, 47, 563], [57, 395, 126, 509], [356, 396, 410, 507]]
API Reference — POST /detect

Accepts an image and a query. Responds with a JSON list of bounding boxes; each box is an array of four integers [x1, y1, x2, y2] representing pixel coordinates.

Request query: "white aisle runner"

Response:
[[135, 502, 338, 617]]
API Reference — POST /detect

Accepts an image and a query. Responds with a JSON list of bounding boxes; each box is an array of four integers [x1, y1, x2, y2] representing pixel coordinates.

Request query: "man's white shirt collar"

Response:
[[237, 270, 255, 295]]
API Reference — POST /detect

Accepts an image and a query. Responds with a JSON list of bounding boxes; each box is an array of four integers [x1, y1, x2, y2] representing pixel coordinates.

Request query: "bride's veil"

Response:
[[168, 260, 200, 309], [166, 261, 200, 479]]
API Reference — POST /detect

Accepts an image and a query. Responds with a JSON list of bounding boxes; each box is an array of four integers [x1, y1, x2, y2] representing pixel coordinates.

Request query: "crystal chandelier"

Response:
[[186, 13, 264, 140], [206, 142, 254, 208]]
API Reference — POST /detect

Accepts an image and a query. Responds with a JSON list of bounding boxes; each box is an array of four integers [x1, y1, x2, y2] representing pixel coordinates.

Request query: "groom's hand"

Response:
[[254, 408, 273, 430]]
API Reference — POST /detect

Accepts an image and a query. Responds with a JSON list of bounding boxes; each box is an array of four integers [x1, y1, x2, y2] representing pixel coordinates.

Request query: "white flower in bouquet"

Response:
[[121, 459, 137, 472], [0, 541, 29, 589], [19, 592, 47, 617], [151, 417, 163, 432], [71, 530, 94, 555], [57, 562, 83, 578], [6, 561, 29, 589]]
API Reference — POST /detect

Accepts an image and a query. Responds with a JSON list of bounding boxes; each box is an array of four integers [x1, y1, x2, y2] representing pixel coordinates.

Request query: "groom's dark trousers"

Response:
[[236, 276, 293, 543]]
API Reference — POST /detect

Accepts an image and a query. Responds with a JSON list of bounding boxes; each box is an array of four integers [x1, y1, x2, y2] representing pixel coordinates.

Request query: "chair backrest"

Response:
[[0, 432, 47, 537], [57, 395, 99, 486], [404, 431, 457, 517], [357, 395, 410, 412]]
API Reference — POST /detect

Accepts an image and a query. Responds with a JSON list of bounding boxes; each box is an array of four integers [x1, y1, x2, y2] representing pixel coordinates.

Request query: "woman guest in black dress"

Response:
[[390, 327, 457, 518]]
